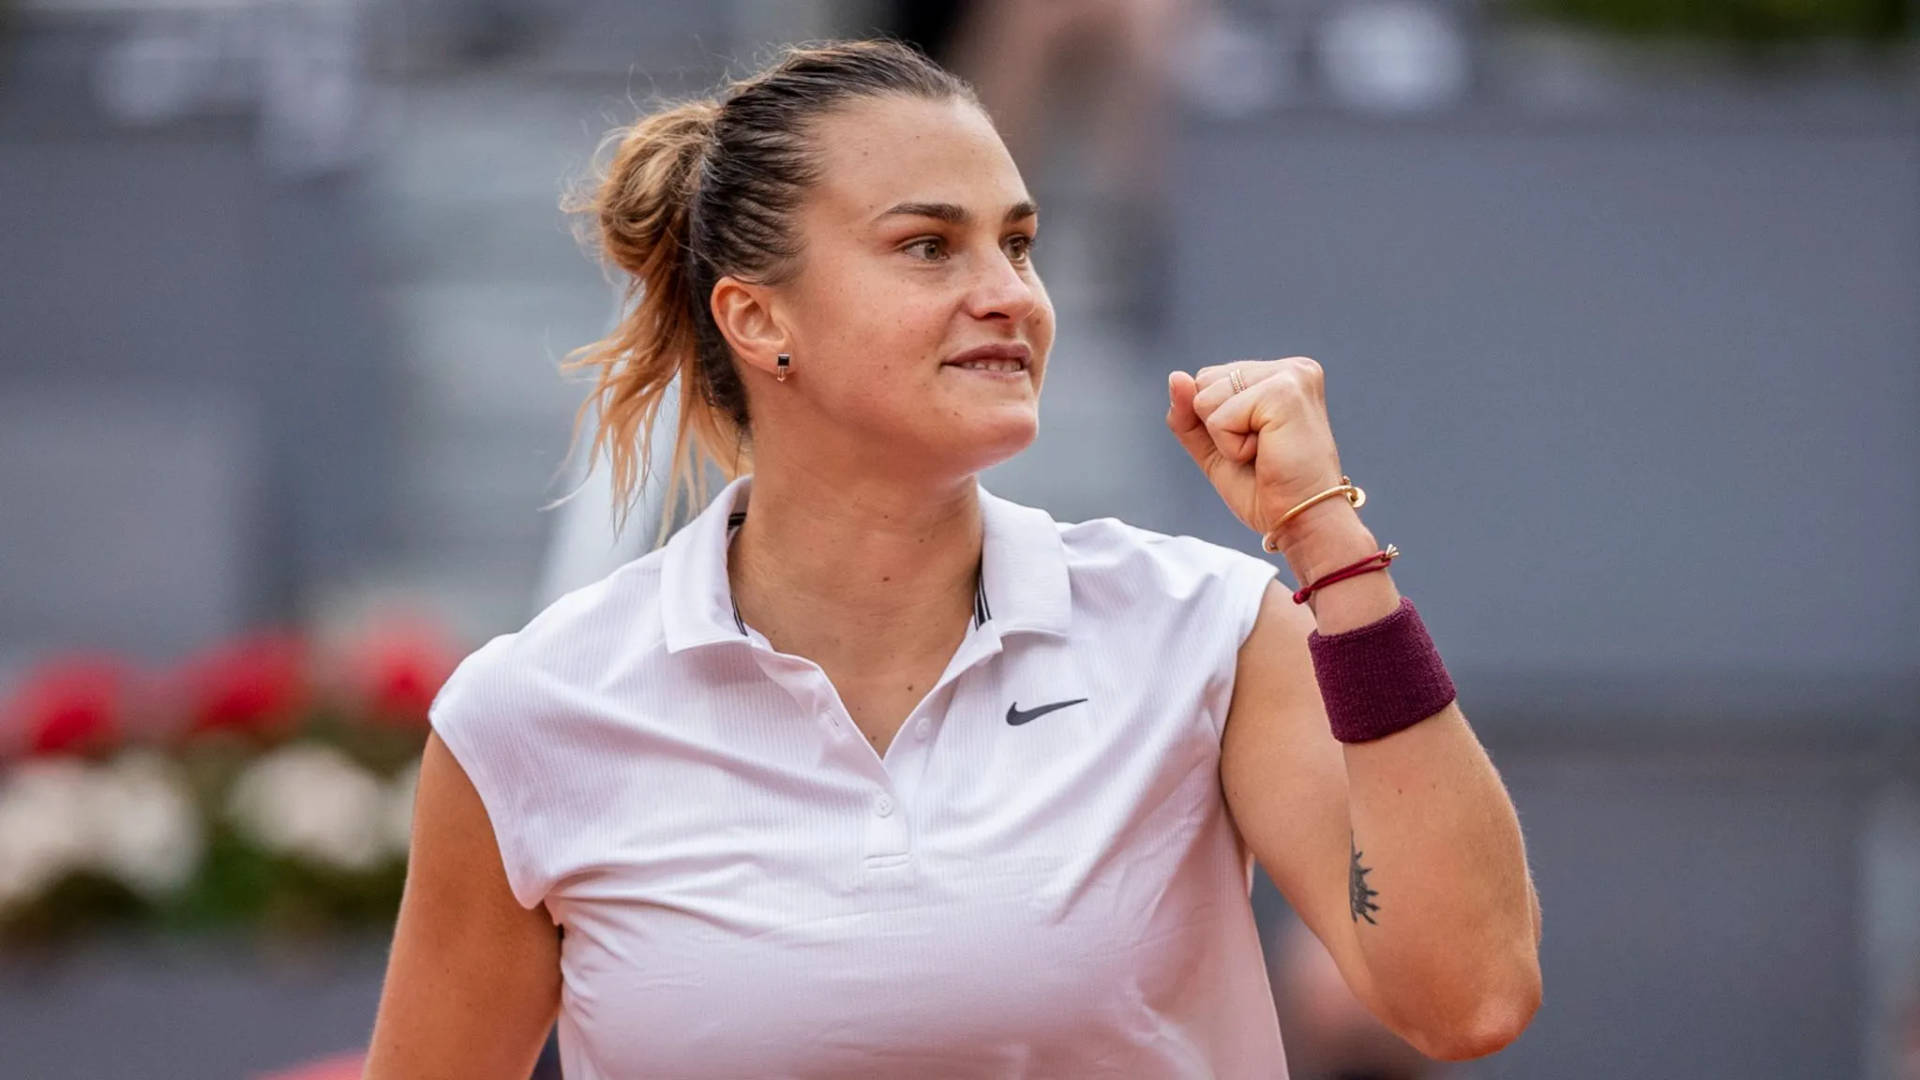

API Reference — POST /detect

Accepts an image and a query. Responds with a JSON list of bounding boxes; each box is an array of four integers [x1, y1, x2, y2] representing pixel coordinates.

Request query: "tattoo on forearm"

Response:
[[1349, 833, 1380, 925]]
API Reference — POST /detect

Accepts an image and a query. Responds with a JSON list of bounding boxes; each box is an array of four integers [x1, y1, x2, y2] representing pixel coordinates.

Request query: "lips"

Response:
[[942, 343, 1031, 373]]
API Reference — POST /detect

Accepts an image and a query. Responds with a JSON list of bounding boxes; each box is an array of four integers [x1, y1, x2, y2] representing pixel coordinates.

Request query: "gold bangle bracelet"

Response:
[[1261, 475, 1367, 553]]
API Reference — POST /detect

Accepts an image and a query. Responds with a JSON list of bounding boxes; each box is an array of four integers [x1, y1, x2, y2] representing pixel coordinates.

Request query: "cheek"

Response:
[[1029, 288, 1058, 351], [803, 294, 939, 412], [814, 273, 946, 356]]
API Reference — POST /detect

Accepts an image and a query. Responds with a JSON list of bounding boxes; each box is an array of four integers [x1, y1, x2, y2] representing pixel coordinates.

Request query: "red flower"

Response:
[[349, 615, 459, 727], [176, 629, 311, 739], [2, 653, 134, 757]]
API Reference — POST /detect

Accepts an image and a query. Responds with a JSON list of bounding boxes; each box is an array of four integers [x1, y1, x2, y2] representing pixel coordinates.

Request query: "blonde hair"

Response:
[[555, 39, 978, 548]]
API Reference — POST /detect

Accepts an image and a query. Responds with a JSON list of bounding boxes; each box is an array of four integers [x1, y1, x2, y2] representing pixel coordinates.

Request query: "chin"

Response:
[[880, 400, 1039, 477], [956, 410, 1039, 473]]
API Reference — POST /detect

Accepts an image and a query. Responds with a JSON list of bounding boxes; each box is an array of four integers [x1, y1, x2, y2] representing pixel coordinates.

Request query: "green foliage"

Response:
[[163, 821, 408, 939], [1508, 0, 1913, 42], [0, 873, 152, 950]]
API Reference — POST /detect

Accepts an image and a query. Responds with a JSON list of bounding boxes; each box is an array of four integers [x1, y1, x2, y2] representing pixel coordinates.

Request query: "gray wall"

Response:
[[1176, 104, 1920, 1078], [1159, 111, 1919, 736], [0, 23, 404, 660]]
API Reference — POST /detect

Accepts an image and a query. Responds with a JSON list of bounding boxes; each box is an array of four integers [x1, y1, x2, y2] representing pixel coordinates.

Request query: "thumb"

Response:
[[1165, 371, 1218, 472]]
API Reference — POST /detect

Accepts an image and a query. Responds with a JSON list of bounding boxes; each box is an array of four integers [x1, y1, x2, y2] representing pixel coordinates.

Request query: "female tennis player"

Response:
[[365, 39, 1541, 1079]]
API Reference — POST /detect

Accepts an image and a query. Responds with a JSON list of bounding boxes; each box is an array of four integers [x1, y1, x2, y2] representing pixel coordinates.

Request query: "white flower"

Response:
[[0, 757, 98, 910], [89, 749, 204, 899], [225, 743, 389, 873], [383, 759, 420, 858]]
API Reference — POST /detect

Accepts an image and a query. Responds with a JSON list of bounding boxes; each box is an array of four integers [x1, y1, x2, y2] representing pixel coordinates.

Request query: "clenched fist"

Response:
[[1165, 357, 1359, 556]]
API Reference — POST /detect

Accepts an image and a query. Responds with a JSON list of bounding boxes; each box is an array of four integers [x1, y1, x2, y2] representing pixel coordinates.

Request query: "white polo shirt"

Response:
[[429, 473, 1288, 1078]]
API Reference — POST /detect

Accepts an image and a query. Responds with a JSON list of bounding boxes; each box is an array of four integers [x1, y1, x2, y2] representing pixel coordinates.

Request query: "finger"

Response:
[[1165, 370, 1220, 472], [1191, 374, 1261, 464], [1192, 361, 1239, 393], [1190, 362, 1257, 422], [1193, 358, 1279, 394]]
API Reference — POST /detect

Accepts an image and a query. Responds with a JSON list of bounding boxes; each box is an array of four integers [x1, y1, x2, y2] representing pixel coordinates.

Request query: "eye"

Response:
[[904, 237, 947, 261], [1005, 233, 1037, 262]]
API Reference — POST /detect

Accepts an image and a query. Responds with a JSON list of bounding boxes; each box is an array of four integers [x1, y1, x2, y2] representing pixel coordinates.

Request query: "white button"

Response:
[[915, 719, 931, 739], [874, 795, 894, 817]]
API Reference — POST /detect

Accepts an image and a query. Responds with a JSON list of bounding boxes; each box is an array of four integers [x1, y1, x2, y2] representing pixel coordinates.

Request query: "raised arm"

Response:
[[1221, 559, 1541, 1061], [1166, 354, 1541, 1059]]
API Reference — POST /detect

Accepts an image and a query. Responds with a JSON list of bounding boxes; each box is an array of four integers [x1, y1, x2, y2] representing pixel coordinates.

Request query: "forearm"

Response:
[[1341, 707, 1539, 1056], [1281, 507, 1542, 1057]]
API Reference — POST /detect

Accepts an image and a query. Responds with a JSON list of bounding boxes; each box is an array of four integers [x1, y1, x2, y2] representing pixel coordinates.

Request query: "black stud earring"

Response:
[[775, 353, 790, 383]]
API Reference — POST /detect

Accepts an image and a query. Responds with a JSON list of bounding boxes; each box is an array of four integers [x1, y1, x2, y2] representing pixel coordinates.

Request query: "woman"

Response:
[[365, 39, 1541, 1079]]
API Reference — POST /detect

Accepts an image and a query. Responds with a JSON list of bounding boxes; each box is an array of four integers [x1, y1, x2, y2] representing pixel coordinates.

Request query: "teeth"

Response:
[[955, 360, 1022, 372]]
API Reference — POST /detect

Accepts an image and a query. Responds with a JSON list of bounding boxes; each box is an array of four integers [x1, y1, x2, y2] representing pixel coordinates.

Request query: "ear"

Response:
[[709, 275, 790, 379]]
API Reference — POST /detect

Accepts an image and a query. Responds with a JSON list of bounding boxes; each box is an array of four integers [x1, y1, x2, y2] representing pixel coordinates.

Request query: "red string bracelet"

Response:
[[1292, 544, 1400, 604]]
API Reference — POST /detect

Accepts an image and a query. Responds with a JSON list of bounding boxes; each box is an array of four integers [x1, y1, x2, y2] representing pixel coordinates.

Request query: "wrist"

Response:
[[1272, 501, 1377, 583]]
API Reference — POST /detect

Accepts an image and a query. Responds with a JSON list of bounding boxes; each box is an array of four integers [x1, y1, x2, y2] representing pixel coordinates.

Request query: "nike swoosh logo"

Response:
[[1006, 698, 1088, 726]]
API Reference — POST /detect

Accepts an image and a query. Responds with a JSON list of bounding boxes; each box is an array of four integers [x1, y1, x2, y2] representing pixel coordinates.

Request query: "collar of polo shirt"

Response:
[[659, 473, 1072, 654]]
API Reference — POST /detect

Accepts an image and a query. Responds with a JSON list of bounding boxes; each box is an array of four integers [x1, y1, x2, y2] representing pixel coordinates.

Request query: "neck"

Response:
[[726, 465, 984, 672]]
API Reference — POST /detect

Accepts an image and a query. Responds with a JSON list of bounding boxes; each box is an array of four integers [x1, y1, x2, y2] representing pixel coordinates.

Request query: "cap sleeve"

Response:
[[426, 637, 557, 914], [1201, 543, 1282, 741]]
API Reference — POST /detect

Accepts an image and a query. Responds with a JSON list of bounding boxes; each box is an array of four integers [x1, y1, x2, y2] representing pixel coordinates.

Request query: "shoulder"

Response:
[[527, 549, 667, 654], [1046, 513, 1279, 659], [1054, 513, 1278, 608], [434, 549, 670, 721], [1043, 510, 1284, 743]]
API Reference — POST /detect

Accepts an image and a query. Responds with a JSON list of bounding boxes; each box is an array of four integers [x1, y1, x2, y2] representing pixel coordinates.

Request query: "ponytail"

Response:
[[556, 99, 731, 549]]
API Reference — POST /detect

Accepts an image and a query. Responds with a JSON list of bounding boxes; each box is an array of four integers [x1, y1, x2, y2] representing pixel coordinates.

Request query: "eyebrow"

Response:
[[875, 199, 1039, 227]]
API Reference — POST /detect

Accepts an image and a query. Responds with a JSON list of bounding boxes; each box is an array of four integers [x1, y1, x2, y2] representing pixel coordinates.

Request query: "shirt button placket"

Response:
[[864, 787, 910, 863]]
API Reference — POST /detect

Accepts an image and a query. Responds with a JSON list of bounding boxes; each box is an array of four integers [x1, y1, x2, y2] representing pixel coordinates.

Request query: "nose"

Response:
[[964, 248, 1040, 323]]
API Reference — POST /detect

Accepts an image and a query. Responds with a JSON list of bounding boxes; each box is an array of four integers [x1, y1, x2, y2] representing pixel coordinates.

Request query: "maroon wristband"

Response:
[[1306, 595, 1457, 743]]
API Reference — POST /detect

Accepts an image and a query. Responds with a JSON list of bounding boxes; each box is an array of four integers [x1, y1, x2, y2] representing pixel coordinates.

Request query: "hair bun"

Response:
[[584, 98, 718, 280]]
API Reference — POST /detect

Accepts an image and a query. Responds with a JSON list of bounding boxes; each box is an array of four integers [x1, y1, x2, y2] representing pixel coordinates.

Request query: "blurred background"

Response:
[[1, 0, 1916, 1077]]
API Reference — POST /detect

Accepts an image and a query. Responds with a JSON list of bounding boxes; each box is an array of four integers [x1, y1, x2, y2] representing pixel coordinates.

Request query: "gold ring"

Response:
[[1228, 368, 1247, 395]]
